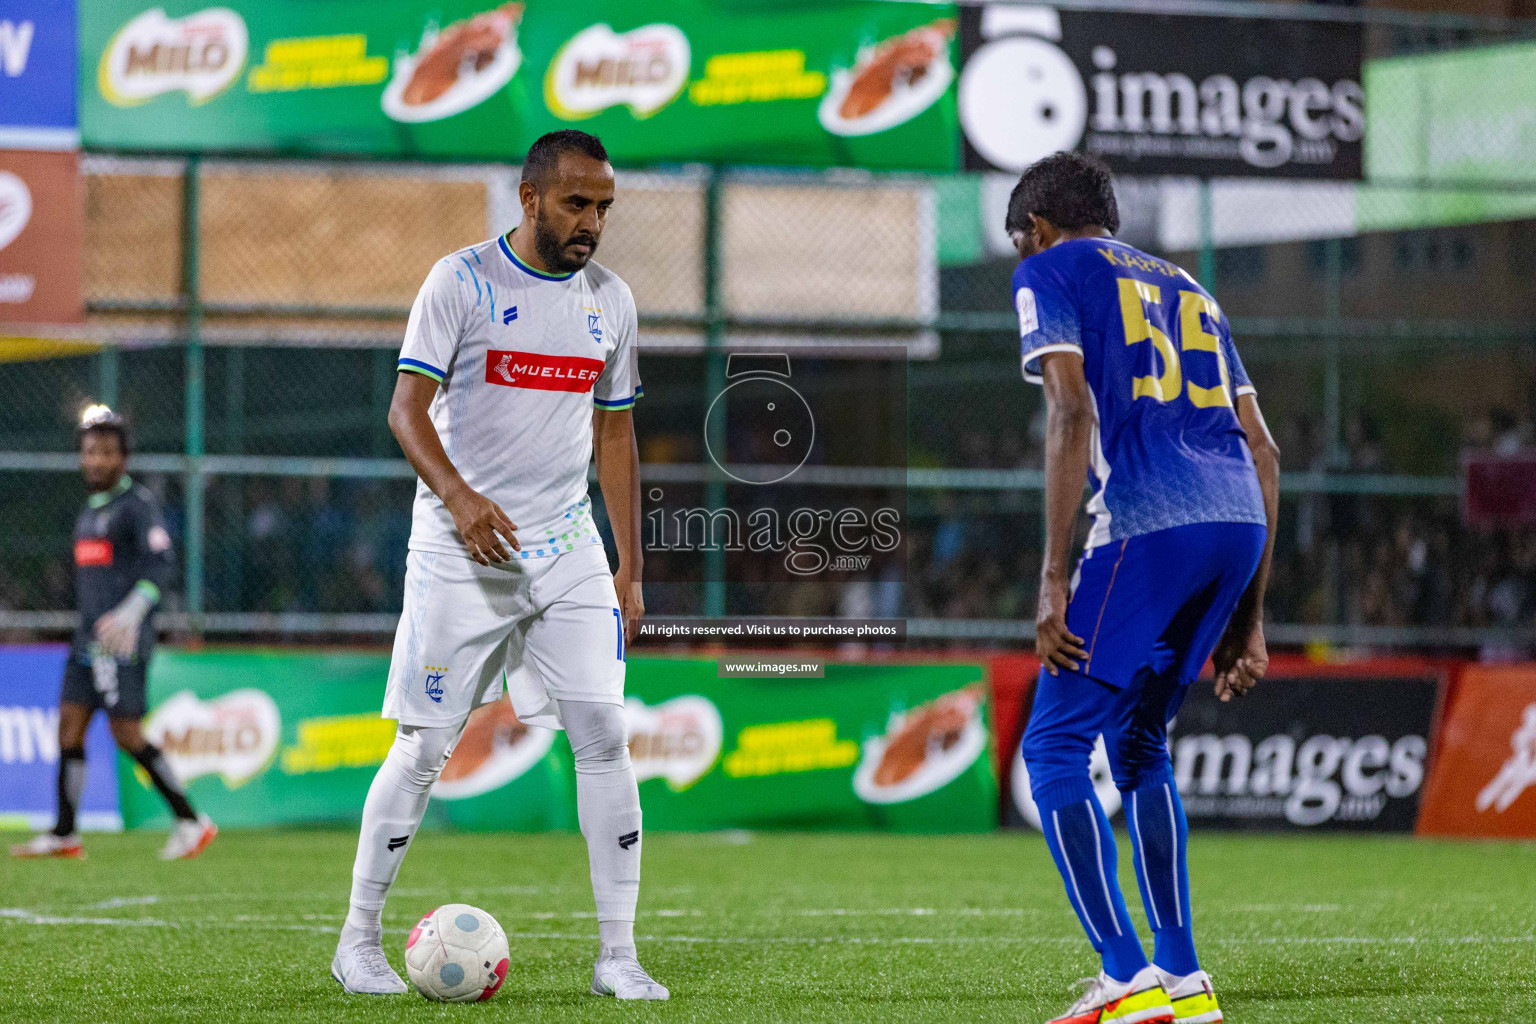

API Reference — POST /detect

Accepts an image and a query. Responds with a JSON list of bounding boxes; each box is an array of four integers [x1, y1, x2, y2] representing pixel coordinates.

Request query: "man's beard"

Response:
[[83, 468, 121, 491], [533, 216, 598, 273]]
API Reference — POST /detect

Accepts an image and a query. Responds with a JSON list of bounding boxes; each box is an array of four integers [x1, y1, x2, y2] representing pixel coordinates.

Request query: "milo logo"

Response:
[[99, 7, 248, 107]]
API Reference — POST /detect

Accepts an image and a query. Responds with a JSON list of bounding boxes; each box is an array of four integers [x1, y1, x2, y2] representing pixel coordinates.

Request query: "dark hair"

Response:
[[1005, 152, 1120, 236], [522, 130, 610, 189], [80, 417, 130, 456]]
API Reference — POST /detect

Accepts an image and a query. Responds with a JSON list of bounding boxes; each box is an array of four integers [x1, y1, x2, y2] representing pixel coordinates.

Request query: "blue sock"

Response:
[[1032, 775, 1148, 982], [1125, 770, 1200, 977]]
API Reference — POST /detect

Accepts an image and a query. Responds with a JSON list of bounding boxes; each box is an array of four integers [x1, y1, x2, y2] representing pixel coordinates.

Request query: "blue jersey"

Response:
[[1016, 237, 1266, 550]]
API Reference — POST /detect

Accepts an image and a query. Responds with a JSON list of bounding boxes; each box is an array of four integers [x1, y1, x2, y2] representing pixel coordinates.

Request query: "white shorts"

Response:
[[383, 543, 626, 730]]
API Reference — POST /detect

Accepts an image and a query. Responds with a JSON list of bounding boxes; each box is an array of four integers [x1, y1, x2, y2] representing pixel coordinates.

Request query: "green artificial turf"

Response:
[[1, 828, 1532, 1023]]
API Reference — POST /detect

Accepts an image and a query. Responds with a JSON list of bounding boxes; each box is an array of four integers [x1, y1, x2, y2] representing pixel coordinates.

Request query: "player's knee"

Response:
[[573, 734, 630, 776], [1020, 729, 1092, 790], [108, 718, 143, 750], [387, 723, 461, 791], [563, 702, 630, 776], [1111, 746, 1173, 792], [58, 716, 89, 750]]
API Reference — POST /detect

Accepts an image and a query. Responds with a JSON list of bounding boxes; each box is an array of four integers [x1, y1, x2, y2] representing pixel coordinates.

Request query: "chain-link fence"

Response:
[[3, 3, 1535, 651]]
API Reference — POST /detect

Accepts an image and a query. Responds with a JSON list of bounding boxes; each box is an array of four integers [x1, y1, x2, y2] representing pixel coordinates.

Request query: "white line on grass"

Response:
[[1238, 934, 1536, 946], [795, 908, 1038, 917], [2, 910, 1532, 949], [90, 896, 161, 909], [1231, 903, 1343, 913], [0, 908, 175, 928], [224, 910, 702, 923], [40, 883, 700, 908]]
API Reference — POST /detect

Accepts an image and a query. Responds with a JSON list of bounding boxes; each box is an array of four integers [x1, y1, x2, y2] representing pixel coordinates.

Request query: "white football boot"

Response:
[[1044, 965, 1174, 1024], [159, 814, 218, 860], [331, 941, 409, 995], [1156, 968, 1223, 1023], [591, 948, 670, 1000], [10, 833, 85, 859]]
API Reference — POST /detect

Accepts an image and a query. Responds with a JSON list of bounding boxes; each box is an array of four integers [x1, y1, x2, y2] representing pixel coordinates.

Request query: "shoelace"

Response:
[[605, 957, 657, 990], [1065, 976, 1107, 1014], [351, 945, 398, 980]]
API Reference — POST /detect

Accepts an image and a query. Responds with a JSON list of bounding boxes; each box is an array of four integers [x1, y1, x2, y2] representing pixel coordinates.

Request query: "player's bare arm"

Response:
[[1036, 349, 1093, 676], [594, 407, 644, 645], [387, 371, 519, 565], [1213, 392, 1281, 702]]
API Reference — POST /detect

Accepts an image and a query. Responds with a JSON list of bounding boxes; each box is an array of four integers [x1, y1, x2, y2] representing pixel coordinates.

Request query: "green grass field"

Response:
[[1, 829, 1532, 1023]]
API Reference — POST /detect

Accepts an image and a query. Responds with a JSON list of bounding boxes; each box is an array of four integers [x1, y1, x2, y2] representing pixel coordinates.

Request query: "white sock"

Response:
[[557, 699, 641, 953], [339, 719, 466, 948], [600, 920, 635, 953]]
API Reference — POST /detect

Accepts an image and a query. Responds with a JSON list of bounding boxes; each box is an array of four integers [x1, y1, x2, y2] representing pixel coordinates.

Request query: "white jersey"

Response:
[[397, 233, 642, 560]]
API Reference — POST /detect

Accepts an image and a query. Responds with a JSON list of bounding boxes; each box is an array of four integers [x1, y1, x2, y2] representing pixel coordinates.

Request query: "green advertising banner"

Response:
[[122, 649, 394, 829], [122, 648, 575, 830], [79, 0, 959, 169], [1360, 40, 1536, 232], [123, 650, 996, 833], [623, 659, 996, 832]]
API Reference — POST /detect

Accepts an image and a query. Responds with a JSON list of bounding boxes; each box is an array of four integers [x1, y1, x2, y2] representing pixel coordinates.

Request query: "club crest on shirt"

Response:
[[423, 664, 447, 703], [587, 313, 603, 344]]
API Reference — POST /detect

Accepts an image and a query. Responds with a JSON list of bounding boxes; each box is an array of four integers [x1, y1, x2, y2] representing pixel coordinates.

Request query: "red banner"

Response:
[[1463, 453, 1536, 527], [74, 538, 113, 567], [484, 350, 604, 393], [1417, 665, 1536, 838], [0, 149, 83, 325]]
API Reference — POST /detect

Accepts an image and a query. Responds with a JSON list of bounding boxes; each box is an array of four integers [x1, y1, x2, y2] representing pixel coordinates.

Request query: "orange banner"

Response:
[[1417, 665, 1536, 838], [0, 149, 83, 325]]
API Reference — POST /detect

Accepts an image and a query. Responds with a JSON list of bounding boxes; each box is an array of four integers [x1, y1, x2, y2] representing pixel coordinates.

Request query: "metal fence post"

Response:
[[221, 345, 244, 610], [1197, 178, 1216, 290], [703, 165, 727, 618], [1323, 237, 1344, 468], [224, 347, 244, 453], [1322, 235, 1345, 625], [182, 155, 206, 629], [372, 349, 396, 457], [96, 347, 119, 409]]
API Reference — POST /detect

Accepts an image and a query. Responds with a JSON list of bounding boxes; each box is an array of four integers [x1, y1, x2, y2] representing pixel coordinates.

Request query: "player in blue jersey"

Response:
[[1010, 155, 1280, 1024]]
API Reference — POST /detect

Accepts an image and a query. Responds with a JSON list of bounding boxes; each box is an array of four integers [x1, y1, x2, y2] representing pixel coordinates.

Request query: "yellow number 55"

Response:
[[1116, 279, 1232, 408]]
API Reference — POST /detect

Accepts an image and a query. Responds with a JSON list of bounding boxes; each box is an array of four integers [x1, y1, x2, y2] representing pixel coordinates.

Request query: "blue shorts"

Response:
[[1021, 521, 1265, 791]]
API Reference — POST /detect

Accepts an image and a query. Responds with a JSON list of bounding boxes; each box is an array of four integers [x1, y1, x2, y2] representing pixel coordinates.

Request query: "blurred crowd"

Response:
[[903, 404, 1536, 652], [909, 402, 1536, 477], [230, 478, 414, 614], [3, 406, 1534, 653], [0, 477, 415, 616]]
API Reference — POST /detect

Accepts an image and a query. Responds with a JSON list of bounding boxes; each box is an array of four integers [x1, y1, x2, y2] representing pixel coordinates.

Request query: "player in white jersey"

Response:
[[332, 131, 665, 1000]]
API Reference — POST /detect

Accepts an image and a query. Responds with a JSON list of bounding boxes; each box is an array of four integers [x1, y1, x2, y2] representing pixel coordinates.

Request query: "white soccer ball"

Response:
[[404, 903, 510, 1002]]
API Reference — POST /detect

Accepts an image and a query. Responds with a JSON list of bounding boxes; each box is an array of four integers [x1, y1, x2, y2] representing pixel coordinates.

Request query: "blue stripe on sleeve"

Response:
[[594, 389, 642, 409], [398, 357, 446, 381]]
